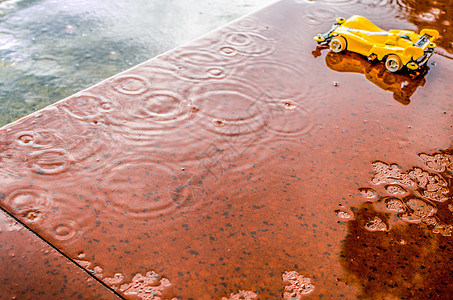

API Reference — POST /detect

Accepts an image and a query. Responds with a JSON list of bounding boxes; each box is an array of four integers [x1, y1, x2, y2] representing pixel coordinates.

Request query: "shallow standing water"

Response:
[[0, 0, 275, 125], [0, 0, 452, 299]]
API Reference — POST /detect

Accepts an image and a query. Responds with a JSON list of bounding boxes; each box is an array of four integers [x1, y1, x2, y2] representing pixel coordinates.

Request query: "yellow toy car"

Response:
[[314, 15, 439, 72]]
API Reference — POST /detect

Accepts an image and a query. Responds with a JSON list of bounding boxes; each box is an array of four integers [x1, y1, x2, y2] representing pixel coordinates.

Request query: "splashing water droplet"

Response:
[[53, 221, 77, 241], [221, 290, 258, 300], [282, 270, 315, 298], [385, 185, 407, 195], [24, 210, 39, 220], [220, 46, 237, 56], [402, 198, 437, 222], [112, 75, 150, 95], [18, 134, 34, 145], [359, 188, 377, 199], [335, 209, 351, 219], [207, 67, 225, 78], [4, 188, 50, 222], [365, 216, 387, 232], [61, 94, 114, 120], [30, 149, 71, 175], [214, 120, 226, 127], [385, 198, 405, 213], [283, 101, 296, 110], [103, 273, 125, 287]]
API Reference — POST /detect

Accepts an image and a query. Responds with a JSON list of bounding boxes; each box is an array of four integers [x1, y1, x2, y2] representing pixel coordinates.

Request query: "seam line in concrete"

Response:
[[0, 206, 126, 300]]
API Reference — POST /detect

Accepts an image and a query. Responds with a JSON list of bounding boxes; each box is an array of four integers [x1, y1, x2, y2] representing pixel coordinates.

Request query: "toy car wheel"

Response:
[[330, 36, 346, 53], [385, 54, 402, 72]]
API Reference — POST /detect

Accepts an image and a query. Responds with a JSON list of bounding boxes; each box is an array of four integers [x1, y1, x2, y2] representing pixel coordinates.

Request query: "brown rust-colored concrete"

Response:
[[0, 210, 120, 299], [0, 0, 452, 299]]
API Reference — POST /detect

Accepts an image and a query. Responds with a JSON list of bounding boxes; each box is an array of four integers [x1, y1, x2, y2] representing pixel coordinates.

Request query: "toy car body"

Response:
[[314, 16, 439, 72]]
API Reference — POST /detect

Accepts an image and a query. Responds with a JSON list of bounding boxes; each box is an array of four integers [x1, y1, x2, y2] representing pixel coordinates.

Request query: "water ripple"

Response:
[[301, 4, 338, 25], [2, 187, 51, 224], [97, 160, 206, 220], [112, 74, 151, 95], [60, 93, 114, 121], [234, 60, 313, 102], [222, 31, 275, 56], [189, 79, 267, 137], [29, 149, 72, 175], [168, 48, 232, 81]]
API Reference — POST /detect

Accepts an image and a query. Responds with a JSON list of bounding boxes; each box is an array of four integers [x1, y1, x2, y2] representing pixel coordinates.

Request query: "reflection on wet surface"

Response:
[[401, 0, 452, 55], [341, 202, 453, 298], [342, 149, 453, 298], [0, 0, 452, 299], [320, 50, 429, 105]]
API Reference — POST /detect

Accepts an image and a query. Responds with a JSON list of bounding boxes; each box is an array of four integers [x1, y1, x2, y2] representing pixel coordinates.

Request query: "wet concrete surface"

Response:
[[0, 210, 120, 299], [0, 0, 452, 299], [0, 0, 275, 126]]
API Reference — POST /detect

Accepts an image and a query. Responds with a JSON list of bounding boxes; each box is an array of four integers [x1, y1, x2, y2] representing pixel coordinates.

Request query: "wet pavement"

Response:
[[0, 0, 275, 126], [0, 210, 120, 299], [0, 0, 452, 299]]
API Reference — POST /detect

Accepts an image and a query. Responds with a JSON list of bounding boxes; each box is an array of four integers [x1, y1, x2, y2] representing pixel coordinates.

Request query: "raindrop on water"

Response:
[[335, 209, 351, 219], [214, 120, 226, 127]]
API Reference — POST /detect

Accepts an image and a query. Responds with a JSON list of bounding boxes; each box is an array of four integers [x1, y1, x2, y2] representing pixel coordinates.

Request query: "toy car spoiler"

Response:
[[413, 29, 438, 49], [405, 29, 439, 68], [314, 17, 346, 43], [419, 29, 439, 43]]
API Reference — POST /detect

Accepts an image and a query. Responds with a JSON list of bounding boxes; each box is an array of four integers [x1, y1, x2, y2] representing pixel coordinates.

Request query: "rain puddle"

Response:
[[0, 0, 452, 299], [0, 210, 119, 299], [0, 0, 275, 125]]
